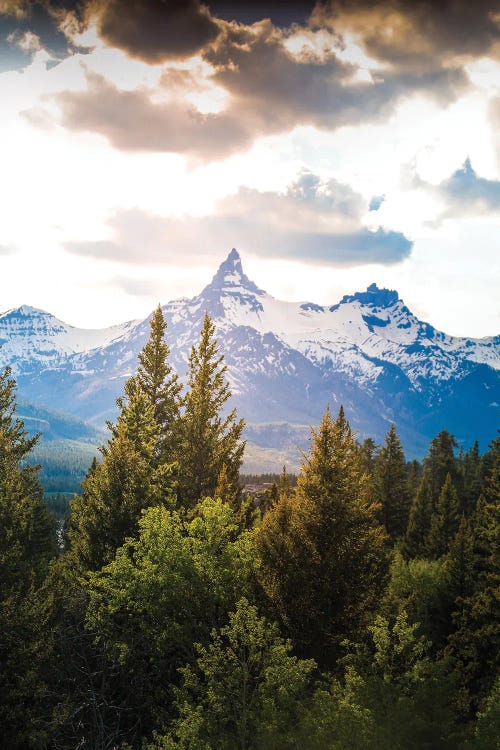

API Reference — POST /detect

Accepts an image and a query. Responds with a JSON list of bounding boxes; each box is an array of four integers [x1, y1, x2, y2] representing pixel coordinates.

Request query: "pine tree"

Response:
[[447, 515, 475, 603], [69, 378, 174, 571], [258, 406, 388, 668], [135, 304, 182, 461], [373, 423, 411, 541], [428, 473, 461, 558], [424, 430, 459, 505], [360, 436, 377, 475], [402, 474, 433, 558], [177, 313, 245, 508], [0, 366, 56, 747], [446, 439, 500, 717], [407, 459, 422, 499], [459, 441, 482, 516]]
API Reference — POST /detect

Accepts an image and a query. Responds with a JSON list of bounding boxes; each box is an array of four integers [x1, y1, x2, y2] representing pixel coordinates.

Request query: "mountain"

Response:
[[1, 249, 499, 473]]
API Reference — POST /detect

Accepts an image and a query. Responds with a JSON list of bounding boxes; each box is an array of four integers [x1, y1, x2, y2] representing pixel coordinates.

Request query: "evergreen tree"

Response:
[[428, 473, 461, 558], [258, 406, 388, 668], [373, 423, 411, 541], [446, 440, 500, 717], [447, 515, 475, 603], [424, 430, 459, 504], [360, 436, 377, 476], [406, 459, 422, 500], [177, 313, 245, 508], [260, 481, 279, 515], [135, 304, 182, 461], [279, 463, 293, 498], [460, 440, 482, 516], [402, 473, 433, 558], [0, 366, 56, 747], [69, 378, 174, 571]]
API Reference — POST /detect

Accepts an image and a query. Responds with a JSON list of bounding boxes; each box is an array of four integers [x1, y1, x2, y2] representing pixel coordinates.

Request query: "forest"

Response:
[[1, 306, 498, 750]]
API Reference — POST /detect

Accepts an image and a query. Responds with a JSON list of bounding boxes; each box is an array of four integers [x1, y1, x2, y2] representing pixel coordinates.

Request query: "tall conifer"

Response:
[[69, 378, 173, 571], [135, 304, 182, 461], [177, 313, 245, 508], [428, 473, 460, 558], [403, 474, 433, 558], [374, 423, 411, 540], [0, 366, 56, 746], [258, 406, 388, 668], [424, 430, 459, 504]]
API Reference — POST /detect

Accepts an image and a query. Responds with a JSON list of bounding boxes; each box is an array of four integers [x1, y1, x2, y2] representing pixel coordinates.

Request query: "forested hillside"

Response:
[[1, 307, 498, 749]]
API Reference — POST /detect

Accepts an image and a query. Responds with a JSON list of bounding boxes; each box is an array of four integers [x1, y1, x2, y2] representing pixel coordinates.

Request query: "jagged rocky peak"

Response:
[[332, 282, 400, 311], [207, 248, 265, 296]]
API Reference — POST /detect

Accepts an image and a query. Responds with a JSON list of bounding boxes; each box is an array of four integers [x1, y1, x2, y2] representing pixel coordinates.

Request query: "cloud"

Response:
[[86, 0, 220, 62], [439, 158, 500, 212], [312, 0, 500, 71], [490, 96, 500, 163], [407, 158, 500, 223], [52, 69, 253, 159], [65, 171, 413, 266], [0, 1, 91, 72], [49, 20, 467, 161]]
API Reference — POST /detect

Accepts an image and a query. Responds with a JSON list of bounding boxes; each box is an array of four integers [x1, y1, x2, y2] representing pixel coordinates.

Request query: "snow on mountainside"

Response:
[[0, 305, 139, 373], [1, 248, 498, 460], [162, 248, 499, 389]]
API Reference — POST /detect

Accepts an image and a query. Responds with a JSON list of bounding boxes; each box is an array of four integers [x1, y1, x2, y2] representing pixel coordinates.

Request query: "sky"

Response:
[[0, 0, 499, 337]]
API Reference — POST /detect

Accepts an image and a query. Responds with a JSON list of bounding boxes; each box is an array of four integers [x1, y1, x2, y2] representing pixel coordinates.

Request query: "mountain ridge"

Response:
[[1, 248, 498, 465]]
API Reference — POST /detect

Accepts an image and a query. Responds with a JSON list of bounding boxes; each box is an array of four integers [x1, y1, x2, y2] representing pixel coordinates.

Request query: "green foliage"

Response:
[[446, 445, 500, 716], [386, 551, 452, 649], [360, 436, 377, 476], [84, 499, 257, 736], [428, 473, 461, 558], [297, 611, 464, 750], [373, 423, 411, 540], [403, 473, 433, 558], [470, 677, 500, 750], [135, 304, 182, 462], [69, 377, 175, 571], [0, 366, 57, 748], [150, 598, 315, 750], [424, 429, 459, 503], [177, 313, 245, 508], [459, 441, 482, 516], [258, 406, 388, 668]]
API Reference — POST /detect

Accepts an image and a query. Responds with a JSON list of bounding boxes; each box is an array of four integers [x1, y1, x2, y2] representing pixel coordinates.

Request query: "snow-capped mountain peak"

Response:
[[1, 249, 498, 458], [333, 282, 400, 310], [205, 248, 265, 296]]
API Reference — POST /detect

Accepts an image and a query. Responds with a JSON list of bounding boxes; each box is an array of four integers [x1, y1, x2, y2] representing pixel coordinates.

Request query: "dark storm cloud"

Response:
[[312, 0, 500, 70], [49, 21, 467, 161], [65, 172, 413, 267], [88, 0, 220, 63], [0, 0, 221, 69], [207, 1, 315, 27]]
